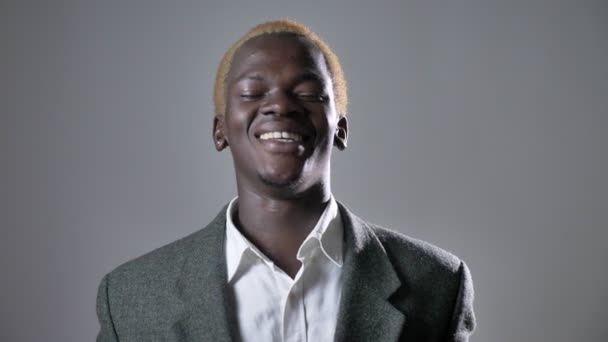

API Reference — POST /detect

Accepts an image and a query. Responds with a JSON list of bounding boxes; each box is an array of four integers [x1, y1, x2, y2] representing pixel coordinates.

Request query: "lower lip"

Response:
[[257, 138, 307, 154]]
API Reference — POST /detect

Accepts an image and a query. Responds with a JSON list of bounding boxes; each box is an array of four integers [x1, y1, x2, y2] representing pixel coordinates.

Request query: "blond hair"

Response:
[[213, 18, 347, 117]]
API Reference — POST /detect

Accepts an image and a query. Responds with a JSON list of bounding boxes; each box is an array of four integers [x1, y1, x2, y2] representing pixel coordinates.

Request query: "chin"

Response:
[[258, 173, 303, 188], [257, 161, 308, 188]]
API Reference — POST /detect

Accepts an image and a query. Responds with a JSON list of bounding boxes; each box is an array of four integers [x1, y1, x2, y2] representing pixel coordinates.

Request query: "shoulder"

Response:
[[337, 202, 476, 338], [95, 208, 228, 336], [367, 220, 474, 310], [338, 202, 468, 287], [102, 206, 226, 292], [370, 223, 463, 275], [108, 229, 199, 284], [358, 220, 476, 338], [338, 201, 465, 276]]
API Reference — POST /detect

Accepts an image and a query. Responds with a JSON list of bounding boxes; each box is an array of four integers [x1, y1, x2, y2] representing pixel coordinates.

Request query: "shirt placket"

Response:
[[283, 281, 308, 342], [274, 265, 307, 342]]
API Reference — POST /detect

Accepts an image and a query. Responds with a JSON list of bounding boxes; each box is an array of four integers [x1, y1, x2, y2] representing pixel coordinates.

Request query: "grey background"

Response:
[[1, 0, 607, 341]]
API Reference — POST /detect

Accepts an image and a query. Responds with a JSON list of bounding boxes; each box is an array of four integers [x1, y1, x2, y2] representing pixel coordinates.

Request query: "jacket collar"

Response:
[[333, 202, 405, 342], [175, 202, 404, 341]]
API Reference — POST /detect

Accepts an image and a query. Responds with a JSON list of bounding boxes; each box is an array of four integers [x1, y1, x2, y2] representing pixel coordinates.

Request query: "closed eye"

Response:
[[296, 93, 327, 102], [240, 93, 264, 100]]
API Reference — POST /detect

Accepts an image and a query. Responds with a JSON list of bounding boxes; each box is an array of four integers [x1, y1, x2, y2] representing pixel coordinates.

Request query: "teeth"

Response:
[[259, 131, 303, 142]]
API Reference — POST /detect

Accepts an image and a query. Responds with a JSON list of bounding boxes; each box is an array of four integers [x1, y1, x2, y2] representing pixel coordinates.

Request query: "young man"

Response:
[[96, 19, 475, 342]]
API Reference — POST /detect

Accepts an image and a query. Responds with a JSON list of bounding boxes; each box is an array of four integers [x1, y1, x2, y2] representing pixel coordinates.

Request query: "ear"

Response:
[[212, 115, 228, 151], [334, 115, 348, 150]]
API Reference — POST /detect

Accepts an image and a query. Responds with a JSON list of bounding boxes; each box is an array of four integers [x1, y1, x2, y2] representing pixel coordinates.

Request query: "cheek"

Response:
[[320, 115, 338, 137], [225, 106, 255, 140], [314, 119, 338, 151]]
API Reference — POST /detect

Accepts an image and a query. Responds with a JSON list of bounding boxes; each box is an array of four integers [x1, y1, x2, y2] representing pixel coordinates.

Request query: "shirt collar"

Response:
[[225, 195, 343, 282]]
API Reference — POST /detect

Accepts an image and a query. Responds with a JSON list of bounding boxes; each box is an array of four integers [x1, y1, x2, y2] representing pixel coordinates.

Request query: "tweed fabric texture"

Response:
[[96, 203, 475, 342]]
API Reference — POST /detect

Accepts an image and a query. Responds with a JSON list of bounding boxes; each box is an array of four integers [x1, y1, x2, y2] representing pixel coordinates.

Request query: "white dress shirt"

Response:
[[224, 196, 344, 342]]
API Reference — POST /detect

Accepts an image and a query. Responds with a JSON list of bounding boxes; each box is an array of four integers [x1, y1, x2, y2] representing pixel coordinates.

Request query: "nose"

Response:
[[260, 90, 300, 116]]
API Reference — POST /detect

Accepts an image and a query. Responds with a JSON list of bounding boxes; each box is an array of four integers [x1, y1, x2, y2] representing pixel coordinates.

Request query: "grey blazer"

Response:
[[96, 203, 475, 341]]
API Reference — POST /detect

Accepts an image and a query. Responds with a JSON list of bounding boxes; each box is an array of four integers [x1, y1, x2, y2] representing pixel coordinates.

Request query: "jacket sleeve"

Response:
[[96, 274, 119, 342], [445, 262, 476, 342]]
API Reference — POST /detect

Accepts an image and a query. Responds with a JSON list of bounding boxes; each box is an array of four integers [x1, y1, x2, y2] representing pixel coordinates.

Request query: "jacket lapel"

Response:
[[334, 203, 406, 342], [171, 203, 405, 341], [174, 207, 237, 342]]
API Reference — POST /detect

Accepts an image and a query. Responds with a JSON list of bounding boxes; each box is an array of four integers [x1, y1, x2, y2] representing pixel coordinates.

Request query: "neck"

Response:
[[233, 183, 331, 278]]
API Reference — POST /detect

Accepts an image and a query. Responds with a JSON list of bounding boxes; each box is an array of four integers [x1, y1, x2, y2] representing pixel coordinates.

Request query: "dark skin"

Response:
[[213, 33, 348, 278]]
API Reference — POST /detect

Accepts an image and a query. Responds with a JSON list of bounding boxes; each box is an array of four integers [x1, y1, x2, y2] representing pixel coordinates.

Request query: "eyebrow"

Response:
[[239, 73, 265, 82], [293, 71, 326, 86], [235, 70, 326, 87]]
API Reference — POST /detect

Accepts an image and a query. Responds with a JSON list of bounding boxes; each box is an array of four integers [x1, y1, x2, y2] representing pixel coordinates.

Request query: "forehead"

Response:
[[228, 33, 329, 81]]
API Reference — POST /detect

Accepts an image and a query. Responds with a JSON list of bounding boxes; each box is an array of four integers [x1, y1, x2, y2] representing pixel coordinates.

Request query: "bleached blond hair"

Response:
[[213, 19, 348, 117]]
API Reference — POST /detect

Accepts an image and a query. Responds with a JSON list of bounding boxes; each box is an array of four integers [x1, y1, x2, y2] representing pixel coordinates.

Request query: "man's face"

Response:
[[216, 33, 347, 195]]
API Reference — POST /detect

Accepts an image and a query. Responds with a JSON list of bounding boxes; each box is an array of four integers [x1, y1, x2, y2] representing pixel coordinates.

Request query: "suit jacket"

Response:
[[96, 202, 475, 341]]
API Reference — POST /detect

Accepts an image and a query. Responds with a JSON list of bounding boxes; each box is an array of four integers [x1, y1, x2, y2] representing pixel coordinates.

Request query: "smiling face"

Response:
[[214, 33, 348, 197]]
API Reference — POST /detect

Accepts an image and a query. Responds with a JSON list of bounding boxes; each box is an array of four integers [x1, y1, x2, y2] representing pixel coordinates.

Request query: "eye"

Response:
[[296, 93, 327, 102], [240, 92, 264, 100]]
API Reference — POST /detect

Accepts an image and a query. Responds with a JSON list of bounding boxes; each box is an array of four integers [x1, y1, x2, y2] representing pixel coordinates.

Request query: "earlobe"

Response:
[[334, 115, 348, 151], [212, 116, 228, 151]]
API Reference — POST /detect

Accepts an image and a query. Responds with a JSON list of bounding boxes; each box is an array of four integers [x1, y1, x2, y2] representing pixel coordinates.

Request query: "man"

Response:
[[96, 19, 475, 342]]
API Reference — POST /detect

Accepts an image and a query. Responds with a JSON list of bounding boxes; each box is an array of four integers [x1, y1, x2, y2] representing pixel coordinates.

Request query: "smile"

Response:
[[259, 131, 304, 142]]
